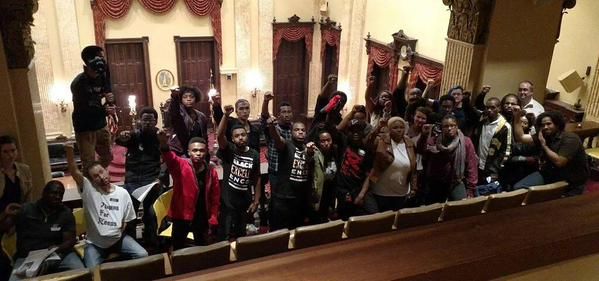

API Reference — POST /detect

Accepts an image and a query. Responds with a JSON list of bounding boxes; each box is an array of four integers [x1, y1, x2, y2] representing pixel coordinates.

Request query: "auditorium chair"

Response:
[[483, 189, 529, 213], [72, 208, 118, 261], [99, 253, 166, 281], [523, 181, 568, 205], [292, 220, 345, 249], [345, 211, 396, 239], [33, 268, 92, 281], [234, 229, 290, 261], [153, 190, 194, 240], [395, 203, 443, 229], [171, 241, 231, 275], [440, 196, 487, 221], [1, 231, 16, 264]]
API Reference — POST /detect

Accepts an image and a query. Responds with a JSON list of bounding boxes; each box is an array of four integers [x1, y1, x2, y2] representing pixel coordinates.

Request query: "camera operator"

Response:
[[70, 45, 114, 174]]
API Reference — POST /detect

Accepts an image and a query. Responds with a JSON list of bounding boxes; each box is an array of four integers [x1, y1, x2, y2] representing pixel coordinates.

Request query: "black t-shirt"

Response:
[[0, 174, 21, 214], [118, 130, 161, 191], [16, 202, 75, 258], [194, 168, 207, 225], [534, 131, 589, 186], [70, 72, 108, 133], [218, 142, 260, 209], [274, 141, 312, 199], [335, 146, 372, 198]]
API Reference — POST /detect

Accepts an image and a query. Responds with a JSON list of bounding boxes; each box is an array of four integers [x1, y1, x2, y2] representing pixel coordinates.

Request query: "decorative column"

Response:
[[584, 57, 599, 121], [234, 0, 252, 103], [258, 0, 273, 115], [0, 0, 52, 199], [440, 0, 492, 95]]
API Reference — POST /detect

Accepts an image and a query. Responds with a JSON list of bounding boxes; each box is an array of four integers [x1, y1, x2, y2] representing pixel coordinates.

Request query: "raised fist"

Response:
[[384, 100, 392, 112], [170, 88, 181, 99], [306, 142, 316, 155], [4, 203, 21, 216], [328, 74, 338, 83], [266, 116, 277, 126], [422, 124, 433, 136], [264, 91, 274, 101], [157, 130, 168, 145], [224, 105, 234, 116], [367, 75, 376, 86]]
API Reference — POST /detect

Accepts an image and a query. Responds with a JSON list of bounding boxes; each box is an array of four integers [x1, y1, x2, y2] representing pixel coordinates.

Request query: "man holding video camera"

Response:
[[70, 45, 114, 173]]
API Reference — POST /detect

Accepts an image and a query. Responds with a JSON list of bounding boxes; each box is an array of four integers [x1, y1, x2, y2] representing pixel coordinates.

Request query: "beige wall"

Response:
[[481, 0, 563, 101], [364, 0, 449, 62], [546, 0, 599, 107], [104, 1, 213, 109]]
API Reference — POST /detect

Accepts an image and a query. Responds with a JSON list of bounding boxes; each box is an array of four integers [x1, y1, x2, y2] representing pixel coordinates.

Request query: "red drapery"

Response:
[[273, 26, 314, 61], [320, 28, 340, 61], [367, 45, 398, 90], [138, 0, 177, 14], [408, 62, 443, 89], [92, 0, 222, 63]]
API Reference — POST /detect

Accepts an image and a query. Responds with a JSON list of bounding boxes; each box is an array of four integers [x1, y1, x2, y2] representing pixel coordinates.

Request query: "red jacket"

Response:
[[162, 151, 220, 225]]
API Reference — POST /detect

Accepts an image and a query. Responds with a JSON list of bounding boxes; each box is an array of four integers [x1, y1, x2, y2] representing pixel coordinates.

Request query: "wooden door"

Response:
[[371, 64, 390, 94], [105, 38, 152, 131], [321, 44, 339, 87], [175, 36, 219, 118], [274, 39, 308, 118]]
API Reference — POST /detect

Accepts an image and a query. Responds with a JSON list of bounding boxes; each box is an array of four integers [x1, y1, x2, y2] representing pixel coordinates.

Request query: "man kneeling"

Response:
[[65, 144, 147, 268]]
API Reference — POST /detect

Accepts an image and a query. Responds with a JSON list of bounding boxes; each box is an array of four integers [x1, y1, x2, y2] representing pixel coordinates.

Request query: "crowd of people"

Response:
[[0, 45, 590, 280]]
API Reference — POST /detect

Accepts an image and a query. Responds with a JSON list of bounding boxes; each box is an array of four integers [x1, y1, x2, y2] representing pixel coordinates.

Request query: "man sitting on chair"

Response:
[[65, 144, 147, 268], [0, 181, 84, 280]]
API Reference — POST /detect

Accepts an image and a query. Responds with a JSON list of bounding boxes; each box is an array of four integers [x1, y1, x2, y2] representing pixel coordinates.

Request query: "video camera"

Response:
[[87, 56, 107, 75]]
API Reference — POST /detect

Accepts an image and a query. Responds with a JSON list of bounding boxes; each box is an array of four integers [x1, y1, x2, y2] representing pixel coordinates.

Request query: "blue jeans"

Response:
[[513, 171, 545, 190], [514, 171, 585, 196], [84, 235, 148, 268], [9, 252, 84, 281]]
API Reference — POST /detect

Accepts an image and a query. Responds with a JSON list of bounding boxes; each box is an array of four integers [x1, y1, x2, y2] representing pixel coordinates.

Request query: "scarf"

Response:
[[436, 130, 466, 180]]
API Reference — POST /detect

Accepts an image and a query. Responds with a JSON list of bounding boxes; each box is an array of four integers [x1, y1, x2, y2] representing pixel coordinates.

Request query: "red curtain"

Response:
[[367, 45, 398, 90], [320, 28, 340, 61], [138, 0, 177, 14], [273, 26, 314, 61], [91, 0, 223, 63], [408, 62, 443, 89], [95, 0, 133, 19]]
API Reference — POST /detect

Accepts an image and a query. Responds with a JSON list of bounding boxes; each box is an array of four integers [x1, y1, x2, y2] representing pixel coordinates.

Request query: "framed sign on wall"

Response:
[[156, 69, 175, 91]]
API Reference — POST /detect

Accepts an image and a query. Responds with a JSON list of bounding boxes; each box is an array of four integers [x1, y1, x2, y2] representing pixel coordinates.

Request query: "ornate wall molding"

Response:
[[442, 0, 492, 44], [0, 0, 38, 69]]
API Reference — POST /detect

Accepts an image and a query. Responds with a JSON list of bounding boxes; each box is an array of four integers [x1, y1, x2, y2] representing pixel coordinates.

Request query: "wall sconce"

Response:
[[208, 69, 219, 102], [49, 82, 71, 113], [246, 70, 264, 98]]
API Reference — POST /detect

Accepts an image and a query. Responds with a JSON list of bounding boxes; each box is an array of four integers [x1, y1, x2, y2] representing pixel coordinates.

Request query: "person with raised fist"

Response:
[[267, 115, 315, 230], [217, 105, 261, 241]]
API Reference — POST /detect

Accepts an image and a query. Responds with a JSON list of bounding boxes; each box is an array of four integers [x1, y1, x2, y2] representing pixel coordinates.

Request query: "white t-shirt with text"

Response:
[[81, 177, 136, 248]]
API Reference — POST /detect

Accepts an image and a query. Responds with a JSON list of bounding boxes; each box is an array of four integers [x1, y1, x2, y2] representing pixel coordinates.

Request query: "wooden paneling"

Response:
[[105, 37, 152, 131], [371, 64, 390, 94], [321, 44, 338, 87], [175, 36, 219, 117], [166, 193, 599, 281], [274, 39, 308, 118]]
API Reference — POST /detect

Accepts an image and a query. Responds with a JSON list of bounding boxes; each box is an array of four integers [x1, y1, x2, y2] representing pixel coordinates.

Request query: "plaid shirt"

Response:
[[264, 122, 292, 172]]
